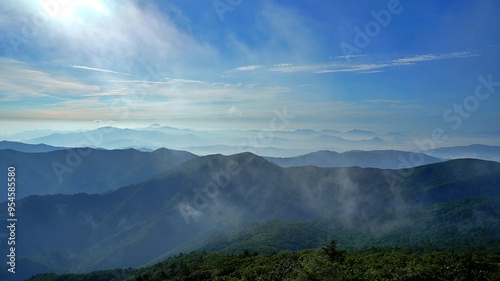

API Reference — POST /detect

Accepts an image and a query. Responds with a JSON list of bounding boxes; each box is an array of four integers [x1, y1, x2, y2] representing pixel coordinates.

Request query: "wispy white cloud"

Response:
[[315, 63, 390, 74], [164, 78, 208, 85], [329, 55, 366, 60], [363, 99, 424, 110], [71, 65, 131, 76], [358, 70, 384, 74], [85, 77, 285, 107], [231, 51, 478, 74], [258, 3, 319, 61], [390, 103, 425, 110], [233, 65, 263, 72], [0, 58, 100, 98], [1, 0, 217, 75], [227, 106, 243, 117], [268, 63, 319, 73], [365, 99, 403, 104], [392, 52, 477, 65], [108, 80, 170, 85], [316, 52, 477, 73]]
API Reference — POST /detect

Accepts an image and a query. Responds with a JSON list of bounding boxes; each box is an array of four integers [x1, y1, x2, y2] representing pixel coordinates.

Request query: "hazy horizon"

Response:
[[1, 1, 500, 145], [1, 2, 500, 280], [1, 123, 500, 159]]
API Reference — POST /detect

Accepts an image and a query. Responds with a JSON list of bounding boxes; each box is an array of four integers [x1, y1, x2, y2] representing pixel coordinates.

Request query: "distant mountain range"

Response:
[[265, 150, 443, 169], [429, 144, 500, 162], [1, 153, 498, 280], [1, 141, 498, 201], [3, 126, 499, 159], [0, 126, 409, 156], [26, 127, 203, 151], [0, 141, 64, 153]]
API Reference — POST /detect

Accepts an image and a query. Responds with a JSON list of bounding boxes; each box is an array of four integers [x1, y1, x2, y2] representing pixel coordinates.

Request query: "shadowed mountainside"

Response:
[[0, 140, 65, 153], [1, 154, 499, 280], [0, 147, 197, 199], [265, 149, 443, 169]]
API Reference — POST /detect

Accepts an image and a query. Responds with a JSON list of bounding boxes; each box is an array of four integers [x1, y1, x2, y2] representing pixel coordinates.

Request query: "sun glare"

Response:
[[40, 0, 106, 22], [80, 0, 103, 11]]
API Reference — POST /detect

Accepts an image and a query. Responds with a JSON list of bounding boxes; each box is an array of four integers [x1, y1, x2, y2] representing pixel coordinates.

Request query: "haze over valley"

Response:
[[1, 0, 500, 280]]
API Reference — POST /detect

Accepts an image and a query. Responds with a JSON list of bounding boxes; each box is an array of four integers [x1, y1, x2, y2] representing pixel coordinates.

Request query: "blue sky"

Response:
[[0, 0, 499, 144]]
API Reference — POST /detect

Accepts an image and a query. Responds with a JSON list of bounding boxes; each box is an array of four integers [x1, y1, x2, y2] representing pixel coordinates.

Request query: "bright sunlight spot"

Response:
[[38, 0, 106, 23]]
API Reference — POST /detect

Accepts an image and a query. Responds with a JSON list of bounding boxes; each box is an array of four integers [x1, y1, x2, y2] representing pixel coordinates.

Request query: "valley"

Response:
[[0, 145, 499, 280]]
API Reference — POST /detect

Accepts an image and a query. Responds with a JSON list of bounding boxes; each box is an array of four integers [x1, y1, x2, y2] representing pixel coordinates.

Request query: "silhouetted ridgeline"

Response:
[[0, 154, 499, 280]]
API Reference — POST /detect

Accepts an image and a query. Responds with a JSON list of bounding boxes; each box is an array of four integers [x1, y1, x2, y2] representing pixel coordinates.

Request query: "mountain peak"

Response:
[[293, 129, 319, 134], [179, 151, 279, 173], [149, 123, 162, 128], [153, 147, 172, 153], [346, 129, 376, 135], [308, 150, 339, 156]]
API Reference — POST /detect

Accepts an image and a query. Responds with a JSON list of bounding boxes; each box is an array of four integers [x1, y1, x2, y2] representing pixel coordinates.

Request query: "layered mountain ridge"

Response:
[[0, 152, 499, 280]]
